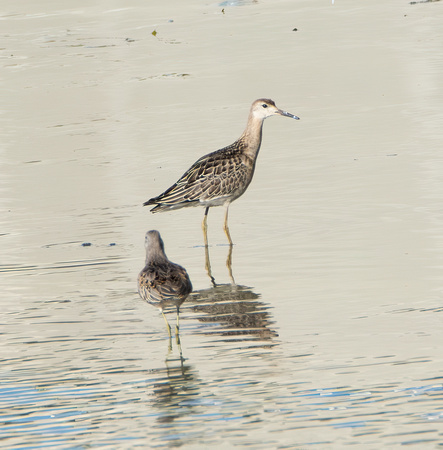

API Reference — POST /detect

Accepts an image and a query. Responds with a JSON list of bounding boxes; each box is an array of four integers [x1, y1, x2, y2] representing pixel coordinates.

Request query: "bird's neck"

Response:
[[146, 246, 168, 265], [238, 113, 265, 160]]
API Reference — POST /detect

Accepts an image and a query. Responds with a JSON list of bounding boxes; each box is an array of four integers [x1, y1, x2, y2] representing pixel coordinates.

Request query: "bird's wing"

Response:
[[171, 263, 193, 298], [148, 146, 249, 205]]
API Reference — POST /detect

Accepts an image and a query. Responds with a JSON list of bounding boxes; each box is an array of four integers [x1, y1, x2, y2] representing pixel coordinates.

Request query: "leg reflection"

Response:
[[204, 242, 236, 286], [204, 244, 217, 287], [226, 244, 235, 285], [175, 306, 181, 346]]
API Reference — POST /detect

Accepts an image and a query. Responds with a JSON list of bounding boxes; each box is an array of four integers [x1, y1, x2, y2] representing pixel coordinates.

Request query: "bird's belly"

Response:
[[199, 186, 247, 207], [199, 195, 232, 207]]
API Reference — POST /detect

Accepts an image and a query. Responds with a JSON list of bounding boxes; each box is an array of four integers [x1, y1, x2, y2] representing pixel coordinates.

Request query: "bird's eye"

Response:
[[262, 104, 268, 108]]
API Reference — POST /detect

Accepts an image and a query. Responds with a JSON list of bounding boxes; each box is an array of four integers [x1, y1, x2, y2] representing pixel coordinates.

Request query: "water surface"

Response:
[[2, 0, 443, 447]]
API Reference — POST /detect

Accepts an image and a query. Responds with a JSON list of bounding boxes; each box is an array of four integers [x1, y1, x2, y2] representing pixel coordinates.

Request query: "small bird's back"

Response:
[[138, 261, 192, 310]]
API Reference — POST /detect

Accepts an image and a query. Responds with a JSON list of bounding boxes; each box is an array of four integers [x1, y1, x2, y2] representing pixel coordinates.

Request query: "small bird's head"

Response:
[[144, 230, 166, 258], [251, 98, 300, 120]]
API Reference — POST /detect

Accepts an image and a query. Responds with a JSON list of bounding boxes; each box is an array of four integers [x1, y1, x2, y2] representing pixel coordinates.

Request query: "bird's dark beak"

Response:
[[277, 109, 300, 120]]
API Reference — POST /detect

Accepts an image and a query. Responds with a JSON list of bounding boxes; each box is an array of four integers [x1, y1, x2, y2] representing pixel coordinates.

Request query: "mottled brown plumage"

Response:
[[138, 230, 192, 336], [144, 99, 299, 245], [145, 144, 251, 212]]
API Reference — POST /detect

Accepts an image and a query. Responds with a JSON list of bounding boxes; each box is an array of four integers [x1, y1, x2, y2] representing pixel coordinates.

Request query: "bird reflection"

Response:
[[204, 242, 235, 286], [138, 230, 193, 348], [196, 235, 276, 343], [149, 346, 200, 432], [186, 283, 278, 344]]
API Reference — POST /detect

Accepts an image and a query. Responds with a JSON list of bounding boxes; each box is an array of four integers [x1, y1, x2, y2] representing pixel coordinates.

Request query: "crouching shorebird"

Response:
[[143, 99, 299, 246], [138, 230, 192, 341]]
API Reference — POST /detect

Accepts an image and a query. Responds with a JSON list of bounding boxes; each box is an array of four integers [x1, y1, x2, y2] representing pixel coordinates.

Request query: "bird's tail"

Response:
[[143, 198, 156, 207], [143, 198, 166, 213], [143, 198, 197, 213]]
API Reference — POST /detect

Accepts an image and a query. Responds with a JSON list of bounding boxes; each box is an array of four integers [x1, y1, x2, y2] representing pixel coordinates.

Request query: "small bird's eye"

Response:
[[262, 104, 268, 108]]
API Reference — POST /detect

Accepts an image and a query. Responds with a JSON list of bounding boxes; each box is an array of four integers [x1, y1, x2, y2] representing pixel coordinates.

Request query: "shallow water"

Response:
[[2, 0, 443, 448]]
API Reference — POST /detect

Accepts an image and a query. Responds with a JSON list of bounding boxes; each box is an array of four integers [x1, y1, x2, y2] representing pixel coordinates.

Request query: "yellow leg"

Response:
[[202, 207, 209, 247], [162, 311, 172, 339], [162, 311, 172, 336], [161, 311, 172, 351], [223, 204, 233, 245]]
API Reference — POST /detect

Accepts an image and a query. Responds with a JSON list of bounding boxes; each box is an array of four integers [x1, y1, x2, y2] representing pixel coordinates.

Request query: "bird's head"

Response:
[[251, 98, 300, 120]]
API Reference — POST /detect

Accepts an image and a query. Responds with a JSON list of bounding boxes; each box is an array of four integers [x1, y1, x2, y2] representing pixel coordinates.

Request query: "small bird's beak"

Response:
[[276, 109, 300, 120]]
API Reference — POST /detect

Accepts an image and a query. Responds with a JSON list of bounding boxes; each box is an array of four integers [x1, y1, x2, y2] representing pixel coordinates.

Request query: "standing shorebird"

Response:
[[138, 230, 193, 340], [144, 99, 299, 246]]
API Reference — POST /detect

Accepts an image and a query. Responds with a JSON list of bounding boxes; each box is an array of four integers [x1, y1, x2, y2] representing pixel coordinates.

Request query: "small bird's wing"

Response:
[[144, 144, 250, 209]]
